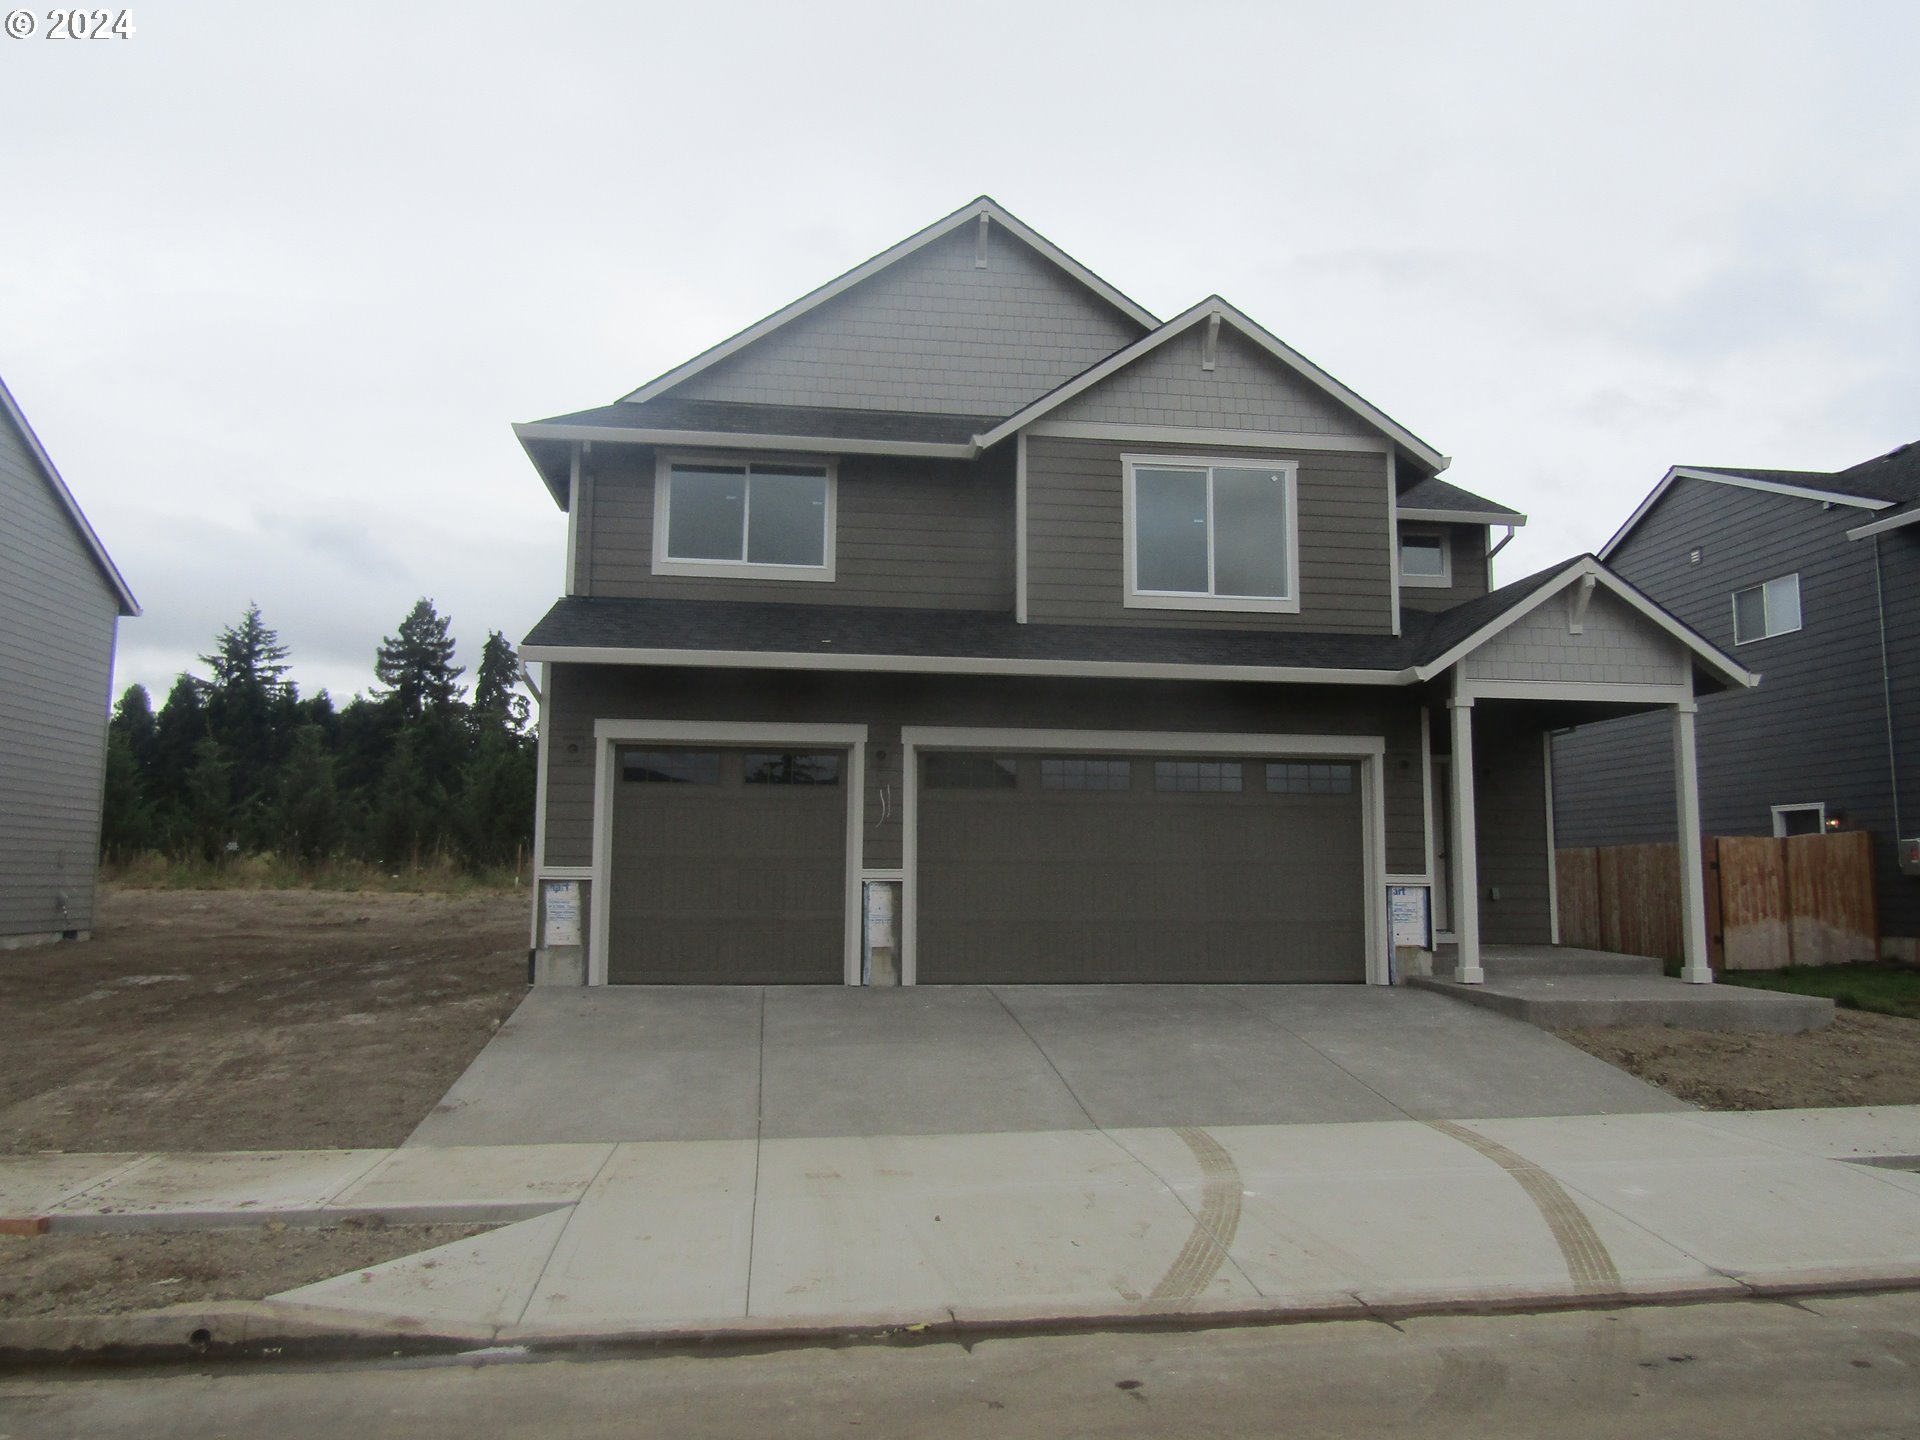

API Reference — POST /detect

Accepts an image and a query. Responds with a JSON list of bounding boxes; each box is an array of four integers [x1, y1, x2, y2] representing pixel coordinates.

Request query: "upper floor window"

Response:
[[1399, 532, 1451, 588], [1123, 454, 1300, 613], [653, 456, 835, 582], [1732, 573, 1801, 644]]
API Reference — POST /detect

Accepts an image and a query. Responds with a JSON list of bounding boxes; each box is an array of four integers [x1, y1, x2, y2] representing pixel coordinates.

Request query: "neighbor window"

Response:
[[1124, 454, 1299, 612], [1732, 573, 1801, 644], [1399, 532, 1451, 588], [654, 457, 834, 580]]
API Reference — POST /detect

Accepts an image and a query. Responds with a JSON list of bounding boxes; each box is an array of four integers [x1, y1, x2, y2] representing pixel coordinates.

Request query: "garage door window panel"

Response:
[[924, 753, 1019, 790], [744, 751, 842, 785], [622, 750, 721, 785], [1154, 759, 1244, 793], [1040, 756, 1133, 791], [1126, 454, 1300, 613]]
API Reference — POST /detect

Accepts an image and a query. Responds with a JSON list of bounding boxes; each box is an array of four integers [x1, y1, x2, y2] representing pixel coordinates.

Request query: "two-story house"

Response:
[[514, 199, 1753, 991], [1553, 445, 1920, 957], [1, 372, 139, 947]]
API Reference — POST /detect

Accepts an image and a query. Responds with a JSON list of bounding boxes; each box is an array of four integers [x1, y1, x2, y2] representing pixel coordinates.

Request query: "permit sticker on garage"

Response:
[[544, 880, 582, 947], [1388, 885, 1431, 949]]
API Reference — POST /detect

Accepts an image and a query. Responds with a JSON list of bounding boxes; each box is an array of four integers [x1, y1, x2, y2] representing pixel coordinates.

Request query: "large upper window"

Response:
[[1123, 454, 1299, 613], [653, 456, 835, 581], [1732, 573, 1801, 644]]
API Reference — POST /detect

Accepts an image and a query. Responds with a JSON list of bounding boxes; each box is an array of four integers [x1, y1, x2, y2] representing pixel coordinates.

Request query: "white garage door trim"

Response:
[[900, 726, 1390, 986], [589, 719, 869, 986]]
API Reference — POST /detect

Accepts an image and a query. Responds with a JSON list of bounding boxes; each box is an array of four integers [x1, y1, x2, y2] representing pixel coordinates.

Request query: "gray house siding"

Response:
[[1024, 436, 1393, 633], [0, 407, 120, 942], [1471, 710, 1553, 945], [540, 665, 1428, 881], [579, 446, 1016, 612], [671, 223, 1144, 417], [1397, 524, 1490, 614], [1047, 325, 1378, 438], [1465, 588, 1688, 687], [1551, 477, 1920, 938]]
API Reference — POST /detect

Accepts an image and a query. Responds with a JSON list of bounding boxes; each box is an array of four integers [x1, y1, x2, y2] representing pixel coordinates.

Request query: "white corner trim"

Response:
[[1600, 465, 1890, 560], [617, 199, 1156, 405], [1543, 730, 1560, 945], [650, 452, 838, 583], [897, 725, 1390, 987], [1015, 431, 1029, 624], [586, 720, 869, 987], [1387, 452, 1402, 636], [564, 445, 581, 596]]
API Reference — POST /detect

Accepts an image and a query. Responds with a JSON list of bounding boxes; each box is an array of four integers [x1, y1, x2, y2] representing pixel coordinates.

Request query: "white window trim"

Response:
[[651, 451, 838, 583], [1771, 802, 1827, 837], [1121, 452, 1301, 614], [1399, 529, 1452, 589], [1731, 572, 1801, 645]]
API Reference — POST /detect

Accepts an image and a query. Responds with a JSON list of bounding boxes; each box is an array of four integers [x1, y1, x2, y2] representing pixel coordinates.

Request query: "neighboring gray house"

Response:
[[514, 198, 1753, 990], [0, 373, 139, 947], [1552, 445, 1920, 957]]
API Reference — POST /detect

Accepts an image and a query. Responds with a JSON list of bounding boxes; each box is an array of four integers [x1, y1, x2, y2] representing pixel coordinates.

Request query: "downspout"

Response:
[[1875, 535, 1904, 839]]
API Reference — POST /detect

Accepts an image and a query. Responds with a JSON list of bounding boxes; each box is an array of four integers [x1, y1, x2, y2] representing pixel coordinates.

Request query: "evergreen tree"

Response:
[[183, 738, 234, 862], [460, 725, 538, 867], [274, 725, 341, 864], [202, 603, 296, 842], [100, 730, 156, 857], [201, 602, 292, 696], [110, 684, 159, 778], [151, 675, 211, 848], [472, 631, 529, 737], [374, 599, 465, 721]]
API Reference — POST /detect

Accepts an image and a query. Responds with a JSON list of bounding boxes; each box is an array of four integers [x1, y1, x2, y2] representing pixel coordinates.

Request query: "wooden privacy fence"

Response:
[[1554, 831, 1877, 970]]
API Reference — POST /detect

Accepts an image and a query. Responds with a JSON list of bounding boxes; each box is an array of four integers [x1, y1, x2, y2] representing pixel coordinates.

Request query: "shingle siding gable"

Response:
[[0, 407, 119, 940], [670, 223, 1145, 417]]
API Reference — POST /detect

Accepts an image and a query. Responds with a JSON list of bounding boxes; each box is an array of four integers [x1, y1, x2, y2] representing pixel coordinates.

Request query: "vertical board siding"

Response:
[[672, 224, 1144, 417], [1024, 436, 1393, 633], [1551, 477, 1920, 939], [584, 447, 1015, 611], [1047, 325, 1375, 437], [0, 408, 119, 938], [1465, 588, 1688, 685], [1397, 523, 1491, 615], [541, 666, 1427, 878]]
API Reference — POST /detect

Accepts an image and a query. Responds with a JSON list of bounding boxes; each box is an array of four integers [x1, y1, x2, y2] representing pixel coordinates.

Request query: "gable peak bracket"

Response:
[[1569, 572, 1598, 635], [975, 212, 990, 270], [1201, 311, 1222, 372]]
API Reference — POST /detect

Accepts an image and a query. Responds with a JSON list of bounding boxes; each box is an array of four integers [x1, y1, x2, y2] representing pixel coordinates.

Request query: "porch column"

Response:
[[1673, 700, 1714, 984], [1448, 694, 1483, 984]]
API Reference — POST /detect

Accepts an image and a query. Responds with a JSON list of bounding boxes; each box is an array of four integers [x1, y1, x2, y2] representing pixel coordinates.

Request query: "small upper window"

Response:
[[1732, 573, 1801, 644], [654, 457, 834, 581], [1124, 455, 1299, 613], [1399, 533, 1450, 588]]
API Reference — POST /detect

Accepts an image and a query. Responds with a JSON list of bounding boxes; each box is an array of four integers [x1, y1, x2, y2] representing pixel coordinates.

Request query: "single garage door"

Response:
[[608, 745, 847, 984], [917, 751, 1365, 983]]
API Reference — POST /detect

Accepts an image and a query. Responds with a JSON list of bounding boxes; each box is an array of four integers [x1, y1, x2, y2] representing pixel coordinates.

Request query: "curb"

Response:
[[8, 1272, 1920, 1372]]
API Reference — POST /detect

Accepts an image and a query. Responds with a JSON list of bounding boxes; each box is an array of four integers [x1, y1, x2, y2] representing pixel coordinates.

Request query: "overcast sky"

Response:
[[4, 1, 1915, 707]]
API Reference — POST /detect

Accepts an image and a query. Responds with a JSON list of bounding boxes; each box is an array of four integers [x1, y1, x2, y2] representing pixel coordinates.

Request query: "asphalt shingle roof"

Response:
[[1396, 474, 1526, 520]]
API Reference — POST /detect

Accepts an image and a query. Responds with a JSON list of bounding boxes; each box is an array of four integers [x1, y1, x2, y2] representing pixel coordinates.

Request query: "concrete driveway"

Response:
[[408, 984, 1681, 1147]]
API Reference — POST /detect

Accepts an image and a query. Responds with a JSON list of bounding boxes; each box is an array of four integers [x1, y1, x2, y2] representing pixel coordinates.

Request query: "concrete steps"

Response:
[[1409, 973, 1834, 1034]]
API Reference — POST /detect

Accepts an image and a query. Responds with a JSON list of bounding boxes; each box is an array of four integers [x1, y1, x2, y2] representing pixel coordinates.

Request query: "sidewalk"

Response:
[[5, 1107, 1920, 1352]]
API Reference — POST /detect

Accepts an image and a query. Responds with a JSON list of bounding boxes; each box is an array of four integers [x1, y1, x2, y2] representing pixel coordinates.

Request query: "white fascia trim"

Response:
[[1026, 420, 1390, 455], [1847, 507, 1920, 541], [1456, 678, 1696, 705], [619, 200, 1156, 406], [976, 297, 1450, 473], [1600, 466, 1890, 560], [588, 720, 869, 987], [1413, 557, 1758, 691], [1397, 508, 1528, 526], [521, 643, 1404, 687], [513, 421, 974, 461], [0, 374, 140, 615], [897, 726, 1391, 986]]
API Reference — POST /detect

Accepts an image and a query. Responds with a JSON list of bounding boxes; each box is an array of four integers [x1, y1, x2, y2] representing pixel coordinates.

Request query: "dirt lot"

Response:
[[1556, 1010, 1920, 1110], [0, 1220, 496, 1319], [0, 887, 528, 1155]]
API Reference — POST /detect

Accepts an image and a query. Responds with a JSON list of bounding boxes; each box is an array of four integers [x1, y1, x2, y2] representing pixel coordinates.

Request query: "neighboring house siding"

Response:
[[670, 224, 1144, 417], [581, 447, 1016, 612], [1552, 477, 1920, 937], [0, 410, 118, 940], [1024, 436, 1393, 633], [1046, 325, 1378, 438], [541, 666, 1428, 879], [1464, 588, 1688, 686], [1397, 524, 1490, 615]]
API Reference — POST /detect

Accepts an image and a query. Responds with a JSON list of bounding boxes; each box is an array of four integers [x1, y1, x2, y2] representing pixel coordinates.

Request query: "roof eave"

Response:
[[1601, 465, 1893, 560], [1397, 508, 1528, 526], [1846, 507, 1920, 541], [513, 421, 977, 461]]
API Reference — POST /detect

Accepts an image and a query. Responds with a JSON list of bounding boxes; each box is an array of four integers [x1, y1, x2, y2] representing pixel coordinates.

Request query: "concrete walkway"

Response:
[[7, 1108, 1920, 1343], [406, 984, 1684, 1148]]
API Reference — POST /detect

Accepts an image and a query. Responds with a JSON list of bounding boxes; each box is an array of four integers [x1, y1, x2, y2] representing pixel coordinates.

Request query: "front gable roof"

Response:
[[972, 297, 1450, 473], [0, 373, 138, 617], [622, 198, 1157, 411]]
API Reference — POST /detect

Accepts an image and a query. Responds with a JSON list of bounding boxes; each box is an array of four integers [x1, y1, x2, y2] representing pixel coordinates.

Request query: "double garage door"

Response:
[[607, 743, 1366, 985]]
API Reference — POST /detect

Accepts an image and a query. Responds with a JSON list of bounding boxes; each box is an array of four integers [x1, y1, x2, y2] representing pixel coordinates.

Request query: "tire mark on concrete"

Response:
[[1427, 1119, 1622, 1294], [1146, 1126, 1244, 1308]]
